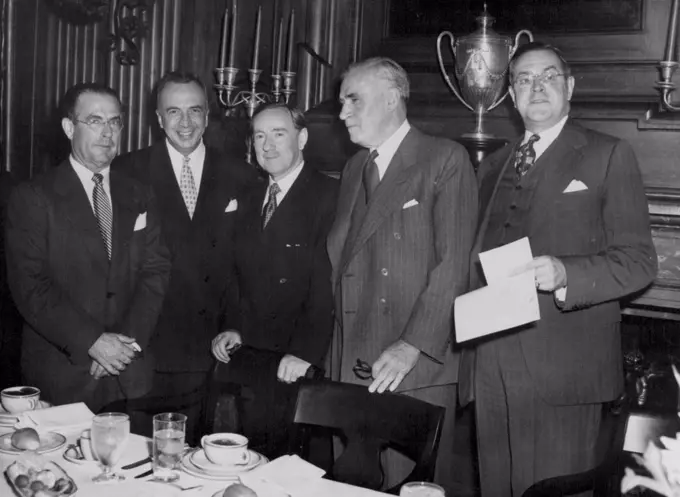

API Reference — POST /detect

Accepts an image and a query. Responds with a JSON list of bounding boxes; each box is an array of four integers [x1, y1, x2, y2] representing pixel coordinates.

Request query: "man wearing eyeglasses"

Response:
[[460, 42, 657, 496], [112, 72, 257, 440], [5, 83, 171, 412]]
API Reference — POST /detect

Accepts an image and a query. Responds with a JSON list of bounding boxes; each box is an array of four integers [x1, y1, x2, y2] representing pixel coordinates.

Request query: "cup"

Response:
[[1, 386, 41, 414], [152, 412, 187, 482], [201, 433, 251, 466], [399, 482, 446, 497], [79, 429, 97, 461]]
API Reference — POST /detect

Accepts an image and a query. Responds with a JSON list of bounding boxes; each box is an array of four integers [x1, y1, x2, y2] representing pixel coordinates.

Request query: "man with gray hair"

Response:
[[327, 57, 478, 492]]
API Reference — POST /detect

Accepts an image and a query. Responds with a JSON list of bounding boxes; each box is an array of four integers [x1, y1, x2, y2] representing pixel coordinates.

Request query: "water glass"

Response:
[[91, 412, 130, 482], [399, 482, 446, 497], [152, 412, 187, 482]]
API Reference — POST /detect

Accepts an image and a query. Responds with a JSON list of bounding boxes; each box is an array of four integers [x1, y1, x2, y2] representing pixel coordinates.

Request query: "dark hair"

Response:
[[250, 102, 306, 134], [343, 57, 410, 103], [60, 83, 121, 120], [155, 71, 207, 109], [508, 41, 572, 83]]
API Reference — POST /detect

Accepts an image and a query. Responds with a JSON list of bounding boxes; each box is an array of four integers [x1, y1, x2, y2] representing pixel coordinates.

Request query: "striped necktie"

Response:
[[92, 173, 112, 260], [262, 182, 281, 229], [180, 155, 198, 218]]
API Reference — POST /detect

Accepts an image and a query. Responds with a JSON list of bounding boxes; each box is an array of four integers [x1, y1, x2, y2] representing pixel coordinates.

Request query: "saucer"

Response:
[[191, 448, 263, 473], [63, 445, 98, 465], [181, 449, 267, 480], [0, 400, 51, 414], [0, 431, 66, 454]]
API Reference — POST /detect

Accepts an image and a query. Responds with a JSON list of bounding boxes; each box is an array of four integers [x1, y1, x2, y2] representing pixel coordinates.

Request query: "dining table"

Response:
[[0, 424, 389, 497]]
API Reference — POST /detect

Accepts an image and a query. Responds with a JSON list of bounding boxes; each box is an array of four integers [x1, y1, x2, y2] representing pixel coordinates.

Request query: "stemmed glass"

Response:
[[91, 412, 130, 483]]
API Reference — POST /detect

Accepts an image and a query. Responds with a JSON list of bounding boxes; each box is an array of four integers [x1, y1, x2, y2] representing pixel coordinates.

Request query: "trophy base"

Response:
[[457, 133, 508, 171]]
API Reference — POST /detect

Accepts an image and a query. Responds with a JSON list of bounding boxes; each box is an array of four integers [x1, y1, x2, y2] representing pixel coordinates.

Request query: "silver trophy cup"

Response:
[[437, 6, 533, 143]]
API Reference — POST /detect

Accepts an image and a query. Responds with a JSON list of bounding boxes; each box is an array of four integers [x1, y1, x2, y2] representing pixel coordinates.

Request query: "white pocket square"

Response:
[[563, 180, 588, 193], [224, 199, 238, 213], [133, 212, 147, 231], [402, 199, 419, 209]]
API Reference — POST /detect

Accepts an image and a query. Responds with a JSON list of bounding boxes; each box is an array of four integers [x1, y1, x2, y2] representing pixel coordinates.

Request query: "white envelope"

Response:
[[225, 199, 238, 212], [563, 179, 588, 193], [133, 212, 146, 231], [402, 199, 419, 209]]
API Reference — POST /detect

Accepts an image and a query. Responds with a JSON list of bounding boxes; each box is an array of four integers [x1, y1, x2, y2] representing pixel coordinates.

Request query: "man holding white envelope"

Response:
[[5, 83, 171, 412], [458, 42, 657, 497]]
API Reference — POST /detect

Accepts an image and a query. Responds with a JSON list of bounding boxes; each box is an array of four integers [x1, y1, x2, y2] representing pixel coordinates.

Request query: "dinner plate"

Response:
[[181, 449, 267, 480], [0, 431, 66, 454], [77, 481, 182, 497], [190, 448, 264, 473]]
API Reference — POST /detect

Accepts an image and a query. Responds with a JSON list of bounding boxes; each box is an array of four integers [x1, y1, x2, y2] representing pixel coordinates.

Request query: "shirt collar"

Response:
[[373, 120, 411, 171], [165, 139, 206, 165], [69, 154, 110, 182], [269, 160, 304, 196], [524, 115, 569, 159]]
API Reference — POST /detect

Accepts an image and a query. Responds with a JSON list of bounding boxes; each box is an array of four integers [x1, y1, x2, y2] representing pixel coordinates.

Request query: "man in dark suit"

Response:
[[113, 72, 256, 435], [460, 42, 657, 496], [212, 102, 337, 457], [326, 57, 478, 492], [5, 83, 171, 412]]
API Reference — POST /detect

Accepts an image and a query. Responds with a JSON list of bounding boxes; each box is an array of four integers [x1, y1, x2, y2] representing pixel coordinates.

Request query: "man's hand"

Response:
[[89, 361, 109, 380], [211, 330, 242, 364], [88, 333, 138, 376], [277, 354, 312, 384], [512, 255, 567, 292], [369, 340, 420, 394]]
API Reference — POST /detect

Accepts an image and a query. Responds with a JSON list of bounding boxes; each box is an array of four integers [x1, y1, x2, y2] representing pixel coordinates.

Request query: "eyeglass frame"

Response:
[[352, 358, 374, 380], [511, 69, 568, 89], [72, 115, 125, 133]]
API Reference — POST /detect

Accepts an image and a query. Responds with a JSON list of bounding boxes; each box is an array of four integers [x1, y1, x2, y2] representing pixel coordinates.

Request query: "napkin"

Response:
[[241, 454, 326, 495], [15, 402, 95, 434]]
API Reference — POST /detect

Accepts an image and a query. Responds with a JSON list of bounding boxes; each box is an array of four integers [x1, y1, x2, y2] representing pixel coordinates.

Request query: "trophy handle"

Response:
[[436, 31, 474, 112], [487, 29, 535, 111]]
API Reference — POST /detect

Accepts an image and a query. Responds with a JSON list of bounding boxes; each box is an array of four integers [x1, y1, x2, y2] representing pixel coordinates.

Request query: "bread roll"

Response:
[[11, 427, 40, 450]]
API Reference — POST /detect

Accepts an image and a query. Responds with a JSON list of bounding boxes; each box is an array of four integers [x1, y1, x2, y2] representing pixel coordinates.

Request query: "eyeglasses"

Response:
[[352, 359, 374, 380], [74, 116, 124, 133], [512, 70, 567, 89]]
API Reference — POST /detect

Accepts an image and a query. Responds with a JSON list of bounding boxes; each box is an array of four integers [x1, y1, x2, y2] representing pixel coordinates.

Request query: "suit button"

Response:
[[204, 276, 210, 282], [199, 309, 206, 316], [279, 278, 287, 284], [504, 222, 511, 228], [379, 298, 387, 304], [394, 233, 401, 240], [509, 204, 517, 210], [515, 185, 522, 191], [381, 268, 389, 276], [106, 292, 115, 298]]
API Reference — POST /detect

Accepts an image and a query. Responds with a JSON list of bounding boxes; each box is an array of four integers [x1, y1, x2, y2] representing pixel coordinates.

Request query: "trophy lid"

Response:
[[461, 3, 512, 47]]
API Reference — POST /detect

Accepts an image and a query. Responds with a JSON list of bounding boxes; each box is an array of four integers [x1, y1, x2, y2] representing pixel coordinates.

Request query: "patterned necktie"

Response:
[[92, 173, 113, 260], [263, 182, 281, 228], [514, 134, 540, 180], [180, 155, 198, 218], [362, 150, 380, 202]]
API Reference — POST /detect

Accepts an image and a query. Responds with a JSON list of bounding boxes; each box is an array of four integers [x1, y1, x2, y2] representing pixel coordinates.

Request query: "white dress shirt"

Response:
[[262, 160, 305, 210], [166, 139, 206, 192], [372, 120, 412, 180], [70, 155, 111, 214]]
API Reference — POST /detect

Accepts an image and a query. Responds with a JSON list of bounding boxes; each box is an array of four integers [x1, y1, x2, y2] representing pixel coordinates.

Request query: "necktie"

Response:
[[514, 134, 540, 180], [180, 155, 198, 218], [362, 150, 380, 202], [92, 173, 113, 260], [263, 182, 281, 228]]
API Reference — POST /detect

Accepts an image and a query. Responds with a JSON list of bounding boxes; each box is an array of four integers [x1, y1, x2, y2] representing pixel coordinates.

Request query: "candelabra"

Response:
[[214, 67, 296, 117]]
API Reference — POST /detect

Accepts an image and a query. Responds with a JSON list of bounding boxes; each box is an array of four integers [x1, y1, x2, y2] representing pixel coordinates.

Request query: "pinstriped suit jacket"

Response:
[[327, 127, 478, 392]]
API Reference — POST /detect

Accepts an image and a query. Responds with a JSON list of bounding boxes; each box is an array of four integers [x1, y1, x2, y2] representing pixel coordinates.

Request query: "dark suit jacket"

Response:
[[112, 142, 257, 372], [327, 127, 478, 392], [5, 161, 171, 411], [459, 121, 657, 406], [222, 164, 337, 368]]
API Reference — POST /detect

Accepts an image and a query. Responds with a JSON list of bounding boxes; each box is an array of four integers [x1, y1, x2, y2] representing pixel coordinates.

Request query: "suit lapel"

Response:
[[109, 171, 139, 271], [150, 143, 192, 227], [340, 129, 420, 272], [53, 162, 109, 273]]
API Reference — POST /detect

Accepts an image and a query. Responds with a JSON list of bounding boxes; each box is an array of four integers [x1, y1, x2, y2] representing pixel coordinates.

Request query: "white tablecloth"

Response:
[[0, 427, 387, 497]]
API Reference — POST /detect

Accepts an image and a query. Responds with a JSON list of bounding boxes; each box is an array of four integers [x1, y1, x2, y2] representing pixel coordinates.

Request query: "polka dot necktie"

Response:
[[92, 173, 112, 260], [180, 155, 198, 218], [514, 134, 540, 180]]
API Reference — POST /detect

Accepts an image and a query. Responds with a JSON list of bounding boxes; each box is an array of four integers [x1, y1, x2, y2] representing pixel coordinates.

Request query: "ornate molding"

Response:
[[98, 0, 155, 66], [43, 0, 109, 24]]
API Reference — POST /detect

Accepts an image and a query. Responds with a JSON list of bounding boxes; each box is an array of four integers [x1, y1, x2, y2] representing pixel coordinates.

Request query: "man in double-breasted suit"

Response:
[[327, 57, 478, 492], [212, 103, 337, 456], [113, 72, 256, 435], [6, 83, 171, 412], [458, 42, 657, 496]]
